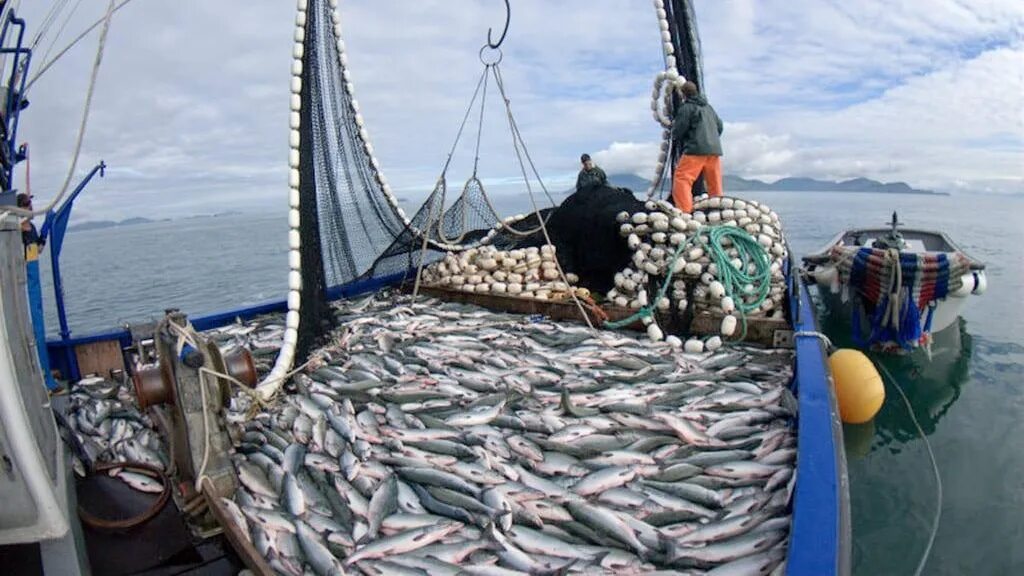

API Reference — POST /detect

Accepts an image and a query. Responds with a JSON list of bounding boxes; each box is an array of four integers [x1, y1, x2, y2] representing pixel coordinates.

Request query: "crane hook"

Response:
[[487, 0, 510, 49]]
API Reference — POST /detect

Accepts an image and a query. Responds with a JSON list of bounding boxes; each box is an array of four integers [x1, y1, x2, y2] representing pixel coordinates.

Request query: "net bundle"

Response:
[[295, 0, 544, 355]]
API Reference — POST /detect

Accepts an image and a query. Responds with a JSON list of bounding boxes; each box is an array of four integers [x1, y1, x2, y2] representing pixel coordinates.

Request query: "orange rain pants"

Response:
[[672, 155, 723, 213]]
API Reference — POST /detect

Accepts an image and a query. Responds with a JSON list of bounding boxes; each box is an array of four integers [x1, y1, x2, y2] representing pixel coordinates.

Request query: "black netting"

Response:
[[297, 0, 703, 352], [666, 0, 707, 198], [537, 186, 645, 294], [667, 0, 704, 93], [296, 0, 334, 359], [363, 177, 553, 280], [305, 0, 407, 288]]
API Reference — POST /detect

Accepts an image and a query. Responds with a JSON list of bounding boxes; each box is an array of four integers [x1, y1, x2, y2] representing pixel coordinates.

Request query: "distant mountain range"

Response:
[[722, 175, 943, 195], [68, 211, 245, 231], [569, 173, 943, 195], [69, 217, 163, 231]]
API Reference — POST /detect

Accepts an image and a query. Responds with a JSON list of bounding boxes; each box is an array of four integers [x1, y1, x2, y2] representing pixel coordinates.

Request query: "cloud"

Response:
[[592, 142, 662, 179], [11, 0, 1024, 225], [718, 124, 798, 180], [599, 35, 1024, 193]]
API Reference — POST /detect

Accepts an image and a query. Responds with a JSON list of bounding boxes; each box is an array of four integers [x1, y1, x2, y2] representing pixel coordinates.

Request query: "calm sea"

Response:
[[36, 191, 1024, 574]]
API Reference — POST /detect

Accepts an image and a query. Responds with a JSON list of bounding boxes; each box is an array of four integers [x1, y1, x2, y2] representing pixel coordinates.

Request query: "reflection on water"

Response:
[[840, 319, 973, 456], [815, 284, 974, 455]]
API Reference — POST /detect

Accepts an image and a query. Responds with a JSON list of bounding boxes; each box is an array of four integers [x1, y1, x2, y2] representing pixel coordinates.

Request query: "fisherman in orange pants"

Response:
[[671, 81, 724, 213]]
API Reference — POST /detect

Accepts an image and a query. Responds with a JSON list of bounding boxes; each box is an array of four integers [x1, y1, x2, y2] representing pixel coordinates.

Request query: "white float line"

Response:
[[258, 0, 307, 400], [647, 0, 687, 198]]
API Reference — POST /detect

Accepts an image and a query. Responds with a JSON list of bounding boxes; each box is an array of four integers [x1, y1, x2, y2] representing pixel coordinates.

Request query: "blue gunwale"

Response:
[[45, 271, 410, 380], [787, 274, 851, 575], [44, 268, 848, 574]]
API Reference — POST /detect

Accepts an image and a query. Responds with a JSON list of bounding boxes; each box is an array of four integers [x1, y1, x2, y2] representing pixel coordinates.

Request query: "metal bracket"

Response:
[[773, 329, 795, 349]]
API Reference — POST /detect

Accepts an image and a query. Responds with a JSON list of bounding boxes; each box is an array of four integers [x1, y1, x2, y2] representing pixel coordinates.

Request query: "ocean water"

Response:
[[35, 190, 1024, 574]]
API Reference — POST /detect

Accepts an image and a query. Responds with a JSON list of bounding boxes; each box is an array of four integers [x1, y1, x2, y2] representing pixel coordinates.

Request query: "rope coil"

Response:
[[605, 224, 773, 343]]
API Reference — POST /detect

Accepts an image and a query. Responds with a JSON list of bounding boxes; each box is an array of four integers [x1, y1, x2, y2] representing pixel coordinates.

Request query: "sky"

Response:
[[11, 0, 1024, 222]]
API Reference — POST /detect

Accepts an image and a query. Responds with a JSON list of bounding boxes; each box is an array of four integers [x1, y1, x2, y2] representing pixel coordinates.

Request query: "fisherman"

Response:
[[17, 193, 44, 257], [17, 192, 59, 393], [575, 153, 608, 192], [671, 81, 724, 213]]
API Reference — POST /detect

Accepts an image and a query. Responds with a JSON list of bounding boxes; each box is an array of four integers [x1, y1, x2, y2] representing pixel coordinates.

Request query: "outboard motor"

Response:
[[872, 212, 907, 251]]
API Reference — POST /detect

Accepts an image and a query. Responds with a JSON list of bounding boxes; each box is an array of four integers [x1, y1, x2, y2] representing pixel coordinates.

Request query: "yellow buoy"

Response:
[[829, 349, 885, 424]]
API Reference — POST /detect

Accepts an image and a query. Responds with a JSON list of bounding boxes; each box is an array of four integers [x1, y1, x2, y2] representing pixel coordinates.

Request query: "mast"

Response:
[[664, 0, 707, 196], [665, 0, 704, 93]]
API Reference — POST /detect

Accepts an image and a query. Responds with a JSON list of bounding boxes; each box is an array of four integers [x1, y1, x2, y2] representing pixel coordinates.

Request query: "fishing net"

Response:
[[666, 0, 704, 94], [540, 186, 645, 294], [295, 0, 704, 354], [664, 0, 707, 198], [300, 0, 406, 290]]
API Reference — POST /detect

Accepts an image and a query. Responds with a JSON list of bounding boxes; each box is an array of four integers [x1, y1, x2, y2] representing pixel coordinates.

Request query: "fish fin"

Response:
[[658, 532, 680, 564]]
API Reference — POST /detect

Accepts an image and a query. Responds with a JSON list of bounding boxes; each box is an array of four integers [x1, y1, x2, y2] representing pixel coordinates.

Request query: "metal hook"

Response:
[[487, 0, 510, 49]]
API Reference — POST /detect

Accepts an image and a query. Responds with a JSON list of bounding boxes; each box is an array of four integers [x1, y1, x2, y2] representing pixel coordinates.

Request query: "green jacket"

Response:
[[672, 93, 723, 156], [576, 166, 608, 192]]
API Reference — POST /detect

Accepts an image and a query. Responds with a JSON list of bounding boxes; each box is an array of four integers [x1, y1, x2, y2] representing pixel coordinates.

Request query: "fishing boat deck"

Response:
[[48, 293, 800, 574]]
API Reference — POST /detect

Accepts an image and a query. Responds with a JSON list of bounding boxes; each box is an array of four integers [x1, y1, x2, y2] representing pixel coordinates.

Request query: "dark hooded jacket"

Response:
[[575, 165, 608, 192], [672, 93, 723, 156]]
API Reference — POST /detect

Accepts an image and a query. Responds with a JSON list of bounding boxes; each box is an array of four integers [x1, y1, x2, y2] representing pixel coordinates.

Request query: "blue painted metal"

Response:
[[189, 299, 288, 332], [49, 328, 132, 348], [39, 161, 106, 381], [45, 328, 132, 383], [188, 271, 408, 332], [27, 258, 58, 390], [787, 273, 849, 575], [46, 271, 411, 380], [0, 9, 32, 188], [325, 271, 410, 300]]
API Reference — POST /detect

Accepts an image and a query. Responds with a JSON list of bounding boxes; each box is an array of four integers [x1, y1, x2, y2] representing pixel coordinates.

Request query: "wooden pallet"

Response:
[[408, 284, 791, 347]]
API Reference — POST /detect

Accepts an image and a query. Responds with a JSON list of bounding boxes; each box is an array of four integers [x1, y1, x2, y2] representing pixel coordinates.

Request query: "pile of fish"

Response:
[[417, 244, 590, 301], [207, 318, 289, 373], [223, 295, 796, 575], [59, 375, 169, 493], [606, 196, 789, 350]]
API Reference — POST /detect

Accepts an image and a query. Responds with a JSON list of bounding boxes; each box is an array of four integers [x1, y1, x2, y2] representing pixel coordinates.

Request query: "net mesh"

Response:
[[297, 0, 702, 350], [304, 0, 406, 287], [666, 0, 707, 198]]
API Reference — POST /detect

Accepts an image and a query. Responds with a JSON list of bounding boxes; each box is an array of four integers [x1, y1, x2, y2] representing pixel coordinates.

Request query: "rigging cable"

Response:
[[23, 0, 136, 94], [40, 0, 84, 67], [490, 62, 597, 331], [31, 0, 70, 49], [7, 0, 116, 219]]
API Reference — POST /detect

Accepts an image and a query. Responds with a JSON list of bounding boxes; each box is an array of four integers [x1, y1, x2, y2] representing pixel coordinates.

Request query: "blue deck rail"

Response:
[[787, 273, 851, 575], [46, 271, 410, 381]]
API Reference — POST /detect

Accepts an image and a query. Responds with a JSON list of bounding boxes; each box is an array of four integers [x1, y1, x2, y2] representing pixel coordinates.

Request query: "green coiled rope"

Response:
[[604, 240, 687, 330], [694, 225, 773, 341], [604, 225, 774, 342]]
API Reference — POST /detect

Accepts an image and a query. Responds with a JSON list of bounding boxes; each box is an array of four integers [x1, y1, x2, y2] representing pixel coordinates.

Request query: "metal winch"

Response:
[[132, 310, 255, 504]]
